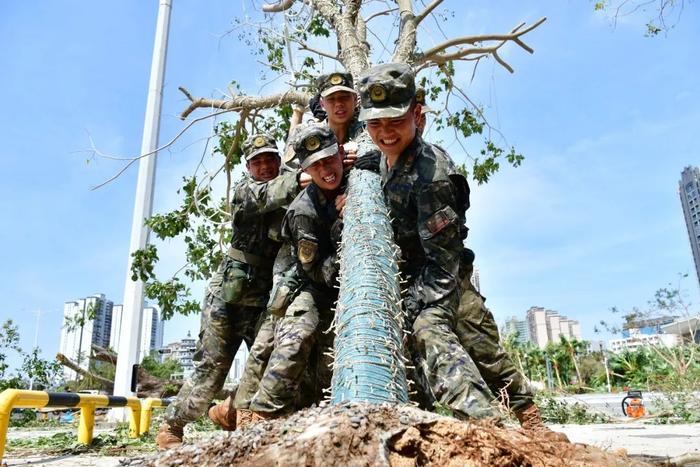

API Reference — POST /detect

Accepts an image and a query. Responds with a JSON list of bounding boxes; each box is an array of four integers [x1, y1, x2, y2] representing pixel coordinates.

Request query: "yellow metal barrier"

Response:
[[0, 389, 141, 461], [139, 397, 171, 435]]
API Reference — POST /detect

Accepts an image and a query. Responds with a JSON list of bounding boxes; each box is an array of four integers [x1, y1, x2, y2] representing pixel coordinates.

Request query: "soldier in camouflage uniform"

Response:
[[239, 124, 346, 418], [355, 64, 568, 440], [354, 63, 496, 420], [155, 134, 303, 449], [414, 83, 559, 432]]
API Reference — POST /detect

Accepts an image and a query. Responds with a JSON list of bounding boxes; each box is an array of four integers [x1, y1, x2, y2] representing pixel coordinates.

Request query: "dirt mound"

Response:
[[130, 403, 649, 466]]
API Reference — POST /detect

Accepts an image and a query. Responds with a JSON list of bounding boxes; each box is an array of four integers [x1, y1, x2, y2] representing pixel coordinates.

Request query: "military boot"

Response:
[[515, 403, 570, 443], [155, 422, 184, 450], [208, 395, 237, 431]]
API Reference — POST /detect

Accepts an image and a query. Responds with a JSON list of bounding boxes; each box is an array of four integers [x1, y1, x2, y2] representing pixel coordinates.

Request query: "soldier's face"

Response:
[[366, 104, 421, 158], [304, 152, 343, 191], [247, 152, 280, 182], [321, 92, 356, 126]]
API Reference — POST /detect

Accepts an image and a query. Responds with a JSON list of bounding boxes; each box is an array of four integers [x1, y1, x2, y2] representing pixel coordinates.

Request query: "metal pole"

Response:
[[111, 0, 172, 421]]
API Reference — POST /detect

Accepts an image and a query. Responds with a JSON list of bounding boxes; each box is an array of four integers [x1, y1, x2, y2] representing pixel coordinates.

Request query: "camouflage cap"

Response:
[[315, 72, 356, 97], [242, 134, 279, 161], [291, 124, 339, 170], [357, 63, 416, 121]]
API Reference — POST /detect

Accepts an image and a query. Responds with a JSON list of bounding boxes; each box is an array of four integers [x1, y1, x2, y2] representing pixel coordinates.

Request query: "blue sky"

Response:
[[1, 1, 698, 372]]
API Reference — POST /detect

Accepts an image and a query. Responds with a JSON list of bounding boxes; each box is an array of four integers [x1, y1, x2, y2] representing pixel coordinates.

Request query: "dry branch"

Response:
[[56, 353, 114, 388], [179, 86, 311, 120], [262, 0, 296, 13], [417, 17, 547, 71]]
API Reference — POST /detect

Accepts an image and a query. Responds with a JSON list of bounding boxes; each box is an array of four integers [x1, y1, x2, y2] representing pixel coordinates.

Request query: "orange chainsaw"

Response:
[[621, 389, 646, 418]]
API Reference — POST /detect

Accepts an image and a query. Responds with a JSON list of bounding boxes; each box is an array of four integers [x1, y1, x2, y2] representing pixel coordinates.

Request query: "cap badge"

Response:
[[305, 136, 321, 151], [329, 74, 343, 85], [369, 84, 387, 103], [253, 136, 266, 148]]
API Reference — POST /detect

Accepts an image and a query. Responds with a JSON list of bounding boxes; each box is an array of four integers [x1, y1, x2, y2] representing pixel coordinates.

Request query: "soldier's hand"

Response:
[[298, 172, 312, 189], [335, 194, 347, 218], [354, 150, 381, 173], [342, 141, 358, 169]]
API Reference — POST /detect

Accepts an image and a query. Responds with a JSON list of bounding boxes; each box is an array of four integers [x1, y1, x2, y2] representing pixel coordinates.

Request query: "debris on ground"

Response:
[[127, 403, 649, 466]]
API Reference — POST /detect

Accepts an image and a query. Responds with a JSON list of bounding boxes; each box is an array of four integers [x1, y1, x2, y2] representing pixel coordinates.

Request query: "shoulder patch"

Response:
[[420, 206, 458, 240], [297, 239, 318, 264]]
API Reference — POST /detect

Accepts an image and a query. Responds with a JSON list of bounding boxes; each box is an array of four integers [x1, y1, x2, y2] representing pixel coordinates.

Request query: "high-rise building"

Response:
[[526, 306, 581, 349], [160, 332, 197, 376], [59, 294, 113, 380], [527, 306, 549, 349], [503, 316, 530, 345], [679, 166, 700, 290], [110, 304, 164, 362]]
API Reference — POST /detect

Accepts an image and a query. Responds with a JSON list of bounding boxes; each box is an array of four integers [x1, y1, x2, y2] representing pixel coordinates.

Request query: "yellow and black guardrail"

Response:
[[0, 389, 171, 461]]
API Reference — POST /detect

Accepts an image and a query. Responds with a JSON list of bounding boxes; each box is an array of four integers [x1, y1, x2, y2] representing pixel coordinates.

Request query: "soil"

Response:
[[127, 403, 651, 467]]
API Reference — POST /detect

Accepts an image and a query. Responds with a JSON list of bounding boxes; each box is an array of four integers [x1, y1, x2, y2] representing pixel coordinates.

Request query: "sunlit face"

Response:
[[321, 91, 357, 126], [366, 104, 421, 158], [303, 152, 343, 192], [246, 152, 280, 182]]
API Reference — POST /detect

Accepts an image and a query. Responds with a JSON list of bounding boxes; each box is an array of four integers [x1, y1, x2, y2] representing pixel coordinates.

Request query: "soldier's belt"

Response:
[[227, 247, 273, 269]]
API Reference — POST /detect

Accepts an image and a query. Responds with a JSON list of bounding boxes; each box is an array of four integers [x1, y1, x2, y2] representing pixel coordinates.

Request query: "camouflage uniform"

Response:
[[244, 124, 343, 414], [164, 134, 300, 428], [456, 263, 534, 412], [357, 63, 496, 420], [419, 86, 534, 413]]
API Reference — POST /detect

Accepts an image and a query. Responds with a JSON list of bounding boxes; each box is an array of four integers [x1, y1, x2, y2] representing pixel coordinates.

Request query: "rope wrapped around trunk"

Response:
[[330, 169, 409, 404]]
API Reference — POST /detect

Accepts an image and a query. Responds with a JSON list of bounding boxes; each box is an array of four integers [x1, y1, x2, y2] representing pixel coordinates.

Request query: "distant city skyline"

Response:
[[59, 293, 164, 380], [502, 307, 582, 349]]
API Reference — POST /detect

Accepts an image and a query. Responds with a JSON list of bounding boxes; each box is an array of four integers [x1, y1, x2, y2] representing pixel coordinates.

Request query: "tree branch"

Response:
[[179, 86, 311, 120], [299, 42, 340, 60], [415, 0, 444, 25], [262, 0, 296, 13], [417, 17, 547, 72], [56, 353, 114, 388]]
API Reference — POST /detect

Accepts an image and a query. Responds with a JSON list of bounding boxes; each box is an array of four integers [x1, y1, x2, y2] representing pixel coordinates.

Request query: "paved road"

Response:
[[556, 421, 700, 460]]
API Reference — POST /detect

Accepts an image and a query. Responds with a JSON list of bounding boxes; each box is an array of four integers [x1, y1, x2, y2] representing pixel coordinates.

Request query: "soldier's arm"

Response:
[[231, 170, 301, 220], [412, 179, 463, 308], [287, 213, 337, 287]]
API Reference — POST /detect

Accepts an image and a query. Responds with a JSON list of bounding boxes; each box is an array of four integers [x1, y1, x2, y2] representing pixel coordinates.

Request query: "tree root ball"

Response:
[[135, 403, 649, 467]]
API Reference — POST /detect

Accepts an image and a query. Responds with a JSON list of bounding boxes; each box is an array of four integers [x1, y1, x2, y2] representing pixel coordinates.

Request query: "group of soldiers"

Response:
[[155, 63, 568, 450]]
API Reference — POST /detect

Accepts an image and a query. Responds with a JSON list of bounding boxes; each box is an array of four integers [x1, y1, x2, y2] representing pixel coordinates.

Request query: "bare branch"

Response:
[[364, 8, 398, 23], [299, 42, 340, 60], [418, 17, 546, 72], [179, 86, 311, 120], [415, 0, 444, 25], [90, 108, 235, 190], [262, 0, 296, 13], [56, 353, 114, 387]]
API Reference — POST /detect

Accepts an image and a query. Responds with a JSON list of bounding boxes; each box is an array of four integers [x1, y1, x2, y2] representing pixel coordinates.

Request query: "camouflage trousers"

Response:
[[409, 292, 497, 420], [238, 287, 333, 414], [456, 265, 534, 413], [164, 257, 266, 428]]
